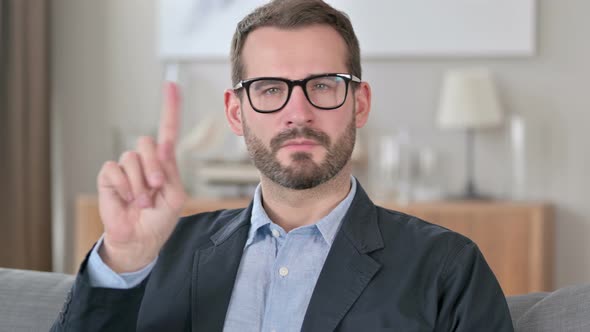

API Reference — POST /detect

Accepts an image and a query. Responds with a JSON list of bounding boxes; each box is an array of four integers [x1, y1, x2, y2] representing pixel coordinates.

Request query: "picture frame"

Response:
[[158, 0, 536, 59]]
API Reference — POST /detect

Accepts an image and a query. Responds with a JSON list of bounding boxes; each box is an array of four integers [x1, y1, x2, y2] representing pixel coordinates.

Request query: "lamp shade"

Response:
[[437, 68, 504, 129]]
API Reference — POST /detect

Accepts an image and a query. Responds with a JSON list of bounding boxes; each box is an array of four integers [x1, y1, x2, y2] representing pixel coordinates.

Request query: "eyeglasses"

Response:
[[233, 73, 361, 113]]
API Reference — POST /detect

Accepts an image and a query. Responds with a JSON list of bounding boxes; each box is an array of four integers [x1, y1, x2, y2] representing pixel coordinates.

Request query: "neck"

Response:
[[259, 163, 353, 232]]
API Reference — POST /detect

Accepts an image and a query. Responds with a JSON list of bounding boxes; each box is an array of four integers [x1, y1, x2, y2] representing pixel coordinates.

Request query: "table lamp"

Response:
[[437, 67, 504, 199]]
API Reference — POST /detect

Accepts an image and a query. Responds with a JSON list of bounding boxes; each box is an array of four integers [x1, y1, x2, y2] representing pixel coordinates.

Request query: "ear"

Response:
[[224, 89, 244, 136], [353, 82, 371, 128]]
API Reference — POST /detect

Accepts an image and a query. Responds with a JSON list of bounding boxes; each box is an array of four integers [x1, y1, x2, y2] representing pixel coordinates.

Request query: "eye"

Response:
[[309, 77, 341, 91], [251, 80, 286, 97], [313, 83, 330, 90], [264, 87, 282, 95]]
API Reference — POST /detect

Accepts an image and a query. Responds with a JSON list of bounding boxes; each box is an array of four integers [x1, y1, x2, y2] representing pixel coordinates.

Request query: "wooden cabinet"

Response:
[[75, 196, 553, 295]]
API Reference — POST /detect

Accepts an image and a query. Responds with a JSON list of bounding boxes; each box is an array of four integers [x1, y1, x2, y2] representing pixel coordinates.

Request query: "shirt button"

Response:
[[279, 266, 289, 277], [271, 229, 280, 238]]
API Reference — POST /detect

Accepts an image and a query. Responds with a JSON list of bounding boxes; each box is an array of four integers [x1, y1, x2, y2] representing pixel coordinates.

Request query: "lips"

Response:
[[270, 127, 331, 153], [281, 139, 319, 148]]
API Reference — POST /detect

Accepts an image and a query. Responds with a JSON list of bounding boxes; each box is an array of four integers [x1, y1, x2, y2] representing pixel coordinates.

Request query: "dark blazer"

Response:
[[52, 182, 514, 331]]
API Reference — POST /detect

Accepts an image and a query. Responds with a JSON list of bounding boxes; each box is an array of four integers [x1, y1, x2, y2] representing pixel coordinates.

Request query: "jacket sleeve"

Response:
[[435, 242, 515, 332], [49, 257, 148, 332]]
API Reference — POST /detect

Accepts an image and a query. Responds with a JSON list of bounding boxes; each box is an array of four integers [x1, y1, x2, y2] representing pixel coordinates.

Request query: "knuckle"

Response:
[[119, 151, 138, 163], [98, 161, 122, 187], [111, 174, 129, 189], [99, 161, 118, 177], [102, 160, 118, 171]]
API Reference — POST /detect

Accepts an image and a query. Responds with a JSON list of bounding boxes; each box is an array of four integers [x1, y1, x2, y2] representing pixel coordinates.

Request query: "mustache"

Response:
[[270, 127, 331, 153]]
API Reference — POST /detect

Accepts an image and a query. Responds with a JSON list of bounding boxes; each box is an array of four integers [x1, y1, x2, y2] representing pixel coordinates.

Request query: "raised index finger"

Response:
[[158, 81, 181, 148]]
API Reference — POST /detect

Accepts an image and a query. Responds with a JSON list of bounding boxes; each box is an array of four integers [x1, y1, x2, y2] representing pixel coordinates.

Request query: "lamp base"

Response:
[[445, 191, 494, 201], [446, 180, 494, 201]]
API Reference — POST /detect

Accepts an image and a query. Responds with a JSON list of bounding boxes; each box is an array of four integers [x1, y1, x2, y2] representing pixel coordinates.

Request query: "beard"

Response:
[[242, 112, 356, 190]]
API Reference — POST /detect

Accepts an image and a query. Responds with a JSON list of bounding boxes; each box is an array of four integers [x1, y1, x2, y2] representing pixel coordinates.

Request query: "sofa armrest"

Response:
[[507, 291, 548, 324], [0, 268, 75, 331], [507, 284, 590, 331]]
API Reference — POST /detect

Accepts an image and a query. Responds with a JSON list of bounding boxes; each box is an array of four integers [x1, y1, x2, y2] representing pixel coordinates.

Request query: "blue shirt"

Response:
[[88, 178, 357, 332]]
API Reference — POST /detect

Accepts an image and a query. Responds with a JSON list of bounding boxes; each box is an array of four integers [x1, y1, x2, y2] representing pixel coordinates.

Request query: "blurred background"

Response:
[[1, 0, 589, 296]]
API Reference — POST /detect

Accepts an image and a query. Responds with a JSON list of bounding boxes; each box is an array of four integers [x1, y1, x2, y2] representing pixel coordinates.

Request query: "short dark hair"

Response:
[[230, 0, 361, 85]]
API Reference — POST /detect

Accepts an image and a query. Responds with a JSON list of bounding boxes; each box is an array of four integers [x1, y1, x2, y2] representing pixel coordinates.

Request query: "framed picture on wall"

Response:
[[158, 0, 536, 59]]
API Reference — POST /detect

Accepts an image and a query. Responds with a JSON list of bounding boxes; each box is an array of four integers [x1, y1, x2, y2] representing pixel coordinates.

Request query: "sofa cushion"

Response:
[[0, 268, 74, 332], [507, 283, 590, 332]]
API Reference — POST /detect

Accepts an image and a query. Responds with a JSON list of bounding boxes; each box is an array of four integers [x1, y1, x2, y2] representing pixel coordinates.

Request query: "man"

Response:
[[52, 0, 514, 331]]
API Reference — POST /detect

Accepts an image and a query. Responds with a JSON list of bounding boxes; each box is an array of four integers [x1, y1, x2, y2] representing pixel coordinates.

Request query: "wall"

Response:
[[52, 0, 590, 289]]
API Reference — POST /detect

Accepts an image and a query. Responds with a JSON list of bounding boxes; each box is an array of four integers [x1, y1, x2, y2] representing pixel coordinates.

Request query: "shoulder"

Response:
[[376, 205, 472, 248], [373, 205, 477, 271], [179, 208, 245, 234], [161, 207, 248, 253]]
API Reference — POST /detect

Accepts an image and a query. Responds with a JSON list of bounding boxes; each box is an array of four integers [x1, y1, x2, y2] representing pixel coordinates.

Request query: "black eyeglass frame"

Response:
[[233, 73, 361, 113]]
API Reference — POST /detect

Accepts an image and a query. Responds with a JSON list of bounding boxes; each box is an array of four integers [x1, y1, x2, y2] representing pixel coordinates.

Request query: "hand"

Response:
[[96, 82, 187, 273]]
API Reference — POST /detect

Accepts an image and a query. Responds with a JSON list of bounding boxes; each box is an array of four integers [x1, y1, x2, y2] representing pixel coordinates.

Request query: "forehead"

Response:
[[241, 24, 348, 79]]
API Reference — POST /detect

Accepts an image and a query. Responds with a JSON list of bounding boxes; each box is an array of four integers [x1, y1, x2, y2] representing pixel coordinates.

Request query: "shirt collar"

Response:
[[247, 176, 357, 247]]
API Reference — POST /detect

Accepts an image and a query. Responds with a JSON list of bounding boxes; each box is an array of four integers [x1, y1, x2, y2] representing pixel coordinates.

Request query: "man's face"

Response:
[[226, 25, 369, 189]]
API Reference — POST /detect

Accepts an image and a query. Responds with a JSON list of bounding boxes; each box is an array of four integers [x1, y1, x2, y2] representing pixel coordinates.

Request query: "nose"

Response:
[[281, 85, 315, 127]]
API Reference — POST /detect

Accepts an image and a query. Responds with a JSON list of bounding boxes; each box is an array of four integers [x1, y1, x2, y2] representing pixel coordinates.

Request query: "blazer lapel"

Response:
[[191, 206, 252, 332], [301, 183, 384, 332]]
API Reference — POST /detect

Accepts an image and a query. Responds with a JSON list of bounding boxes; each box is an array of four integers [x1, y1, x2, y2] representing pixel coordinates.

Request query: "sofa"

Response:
[[1, 267, 589, 332]]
